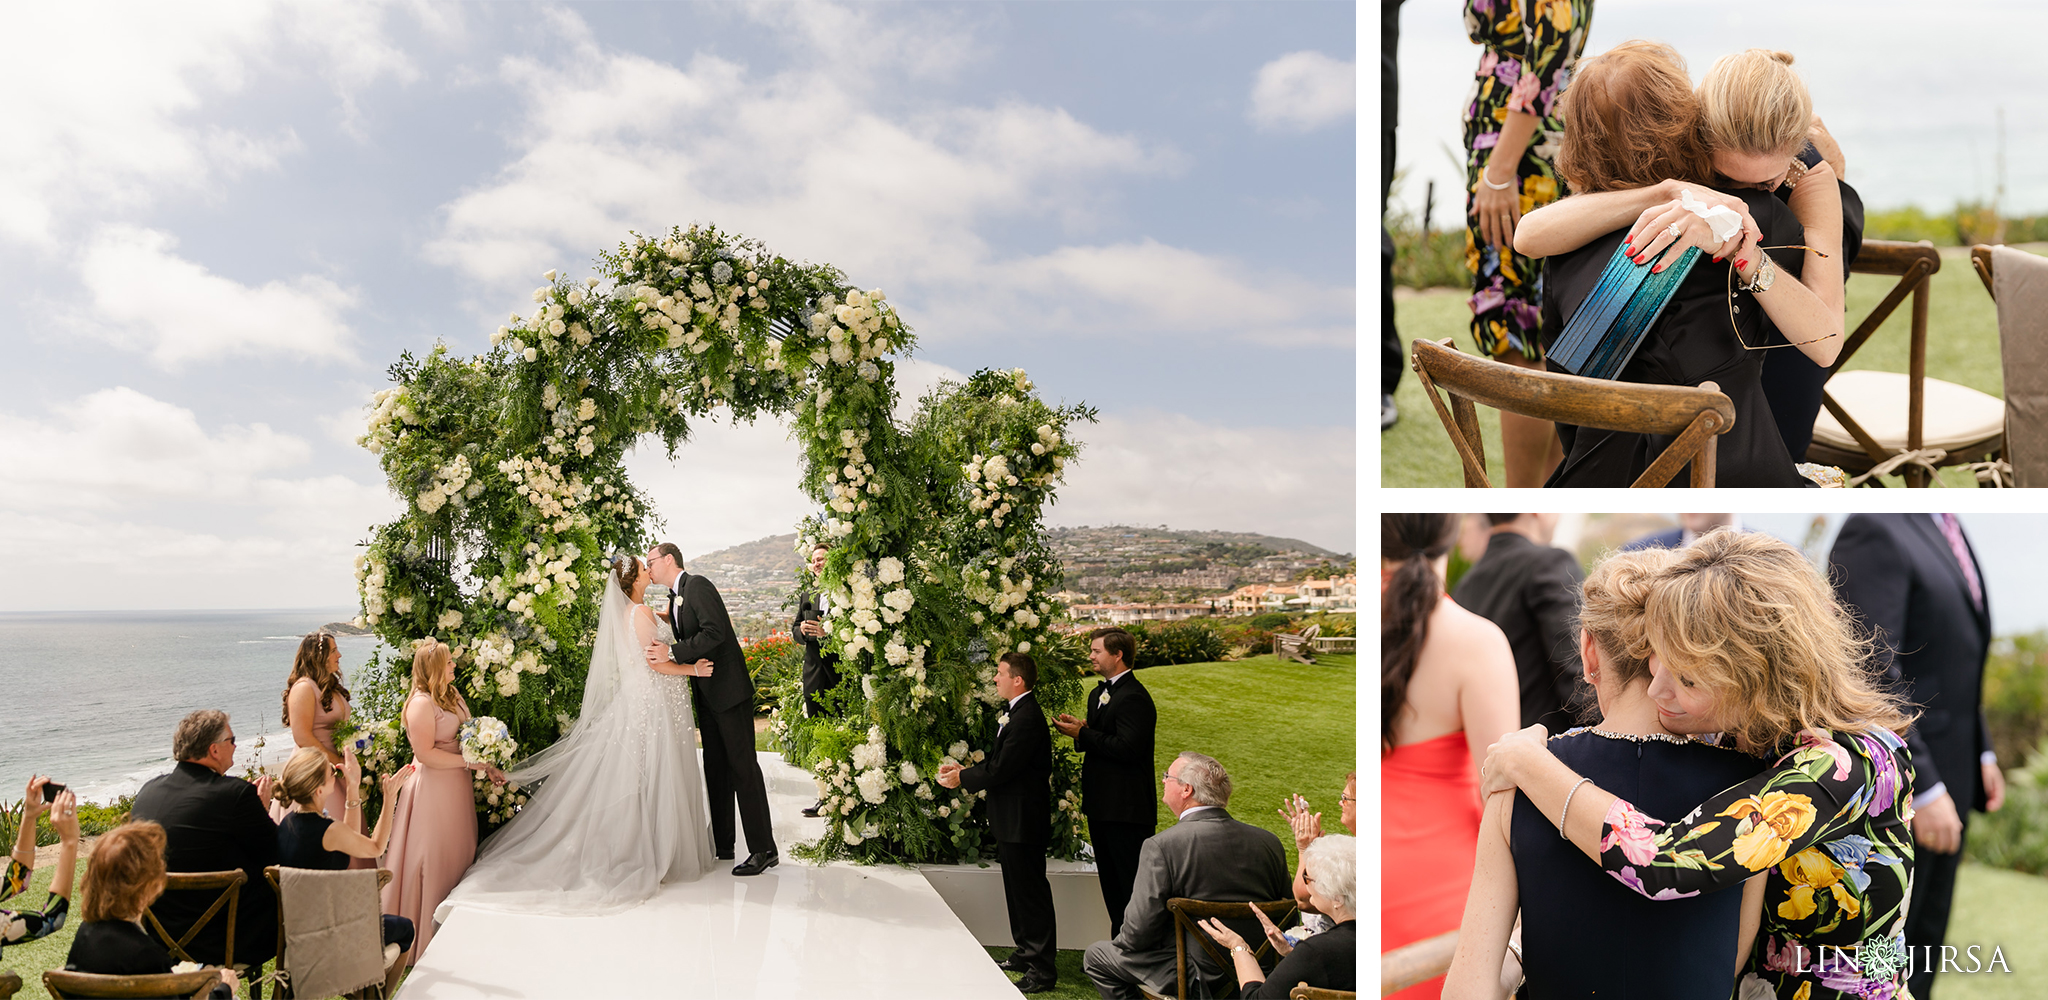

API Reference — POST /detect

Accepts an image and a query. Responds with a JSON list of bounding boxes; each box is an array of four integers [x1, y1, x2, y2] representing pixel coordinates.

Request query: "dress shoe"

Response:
[[733, 850, 780, 876], [1013, 972, 1057, 993], [802, 800, 824, 818]]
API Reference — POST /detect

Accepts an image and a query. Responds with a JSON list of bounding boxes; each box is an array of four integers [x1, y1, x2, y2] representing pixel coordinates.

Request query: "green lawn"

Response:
[[1383, 247, 2016, 487], [1933, 862, 2048, 998]]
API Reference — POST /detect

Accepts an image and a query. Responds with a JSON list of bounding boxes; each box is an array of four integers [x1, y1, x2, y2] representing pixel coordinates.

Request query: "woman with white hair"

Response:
[[1198, 834, 1356, 998]]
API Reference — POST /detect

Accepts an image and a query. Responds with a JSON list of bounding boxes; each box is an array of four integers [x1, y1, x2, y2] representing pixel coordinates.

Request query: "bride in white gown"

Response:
[[437, 555, 716, 918]]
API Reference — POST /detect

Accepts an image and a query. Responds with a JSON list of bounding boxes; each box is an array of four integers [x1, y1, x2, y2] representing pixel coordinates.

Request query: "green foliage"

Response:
[[353, 224, 1094, 862], [1248, 612, 1294, 630], [1388, 221, 1469, 290], [744, 634, 802, 714], [1124, 620, 1227, 667], [0, 796, 133, 849], [1984, 633, 2048, 770], [1966, 737, 2048, 876]]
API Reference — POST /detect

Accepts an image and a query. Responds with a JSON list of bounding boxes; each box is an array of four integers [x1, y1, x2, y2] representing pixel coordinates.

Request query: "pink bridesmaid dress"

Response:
[[288, 682, 374, 869], [379, 692, 476, 965]]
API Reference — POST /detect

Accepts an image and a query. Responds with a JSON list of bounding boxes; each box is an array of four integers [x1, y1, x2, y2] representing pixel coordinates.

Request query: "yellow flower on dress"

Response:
[[1531, 0, 1574, 31], [1718, 791, 1818, 871], [1776, 847, 1859, 921], [1793, 983, 1813, 1000], [1466, 231, 1482, 275], [1521, 175, 1559, 216], [1494, 7, 1522, 35]]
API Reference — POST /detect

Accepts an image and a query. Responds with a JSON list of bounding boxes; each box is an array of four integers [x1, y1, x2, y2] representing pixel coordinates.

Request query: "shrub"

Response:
[[1249, 613, 1295, 631], [1983, 632, 2048, 770], [744, 633, 803, 715], [1, 794, 134, 849], [1128, 620, 1227, 667], [1966, 737, 2048, 876]]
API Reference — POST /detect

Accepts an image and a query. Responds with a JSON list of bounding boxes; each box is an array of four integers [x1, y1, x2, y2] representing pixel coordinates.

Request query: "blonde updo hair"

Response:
[[1577, 546, 1681, 690], [1641, 530, 1913, 751], [274, 746, 337, 810], [1699, 49, 1811, 158]]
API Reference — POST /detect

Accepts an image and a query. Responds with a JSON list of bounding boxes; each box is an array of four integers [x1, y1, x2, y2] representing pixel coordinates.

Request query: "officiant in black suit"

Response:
[[129, 710, 280, 968], [1830, 513, 2006, 1000], [940, 652, 1057, 993], [1053, 627, 1156, 937], [646, 542, 779, 876], [794, 543, 841, 819]]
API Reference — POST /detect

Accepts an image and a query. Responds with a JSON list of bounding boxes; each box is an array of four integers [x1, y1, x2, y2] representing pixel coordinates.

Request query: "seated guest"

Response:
[[4, 777, 79, 961], [1199, 834, 1356, 998], [1082, 752, 1291, 999], [1277, 772, 1355, 943], [129, 709, 280, 968], [273, 746, 418, 955], [65, 821, 237, 999]]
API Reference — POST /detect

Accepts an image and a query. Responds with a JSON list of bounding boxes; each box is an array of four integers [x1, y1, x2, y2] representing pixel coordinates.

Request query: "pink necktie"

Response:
[[1938, 513, 1983, 612]]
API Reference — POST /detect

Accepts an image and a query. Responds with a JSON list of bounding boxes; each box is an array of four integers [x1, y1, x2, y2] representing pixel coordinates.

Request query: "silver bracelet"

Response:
[[1558, 777, 1593, 840], [1481, 167, 1516, 191]]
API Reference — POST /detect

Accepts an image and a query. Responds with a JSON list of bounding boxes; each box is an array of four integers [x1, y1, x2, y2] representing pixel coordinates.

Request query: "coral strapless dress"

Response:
[[1381, 730, 1481, 1000]]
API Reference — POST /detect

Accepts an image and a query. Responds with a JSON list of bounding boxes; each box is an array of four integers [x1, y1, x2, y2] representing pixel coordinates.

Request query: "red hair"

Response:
[[1558, 40, 1715, 193]]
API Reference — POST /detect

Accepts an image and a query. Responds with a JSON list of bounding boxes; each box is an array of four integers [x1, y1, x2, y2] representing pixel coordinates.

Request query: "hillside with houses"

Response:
[[688, 525, 1356, 637]]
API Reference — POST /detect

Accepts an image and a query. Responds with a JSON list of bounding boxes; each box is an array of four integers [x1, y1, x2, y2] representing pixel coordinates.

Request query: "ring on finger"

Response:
[[1666, 222, 1682, 238]]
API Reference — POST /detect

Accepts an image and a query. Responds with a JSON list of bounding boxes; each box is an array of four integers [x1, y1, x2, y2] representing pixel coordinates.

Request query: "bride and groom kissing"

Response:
[[436, 542, 777, 920]]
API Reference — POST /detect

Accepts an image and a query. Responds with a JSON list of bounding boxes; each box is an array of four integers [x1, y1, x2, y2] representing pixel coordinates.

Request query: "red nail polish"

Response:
[[1653, 263, 1665, 274], [1736, 259, 1748, 269], [1712, 255, 1723, 263]]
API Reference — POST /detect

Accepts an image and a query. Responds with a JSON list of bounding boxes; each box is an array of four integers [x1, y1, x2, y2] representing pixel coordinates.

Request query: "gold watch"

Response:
[[1744, 253, 1778, 294]]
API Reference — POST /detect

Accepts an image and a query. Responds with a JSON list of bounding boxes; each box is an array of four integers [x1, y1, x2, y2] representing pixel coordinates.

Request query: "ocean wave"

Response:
[[69, 727, 301, 804]]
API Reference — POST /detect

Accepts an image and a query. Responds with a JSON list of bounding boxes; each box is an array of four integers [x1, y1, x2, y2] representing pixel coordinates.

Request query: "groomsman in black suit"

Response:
[[130, 710, 280, 967], [1053, 627, 1157, 937], [1830, 513, 2006, 1000], [793, 542, 840, 817], [940, 653, 1057, 993], [645, 542, 779, 876]]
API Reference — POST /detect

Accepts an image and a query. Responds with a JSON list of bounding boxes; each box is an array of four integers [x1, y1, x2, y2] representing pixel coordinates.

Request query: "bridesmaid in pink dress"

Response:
[[281, 632, 371, 866], [380, 640, 505, 965]]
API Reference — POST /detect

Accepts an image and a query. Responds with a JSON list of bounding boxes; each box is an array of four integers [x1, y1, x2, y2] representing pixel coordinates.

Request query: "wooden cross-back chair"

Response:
[[143, 870, 245, 969], [1409, 337, 1735, 487], [264, 866, 400, 1000], [42, 970, 224, 999], [1132, 898, 1298, 1000], [1806, 240, 2006, 485], [1381, 929, 1457, 997]]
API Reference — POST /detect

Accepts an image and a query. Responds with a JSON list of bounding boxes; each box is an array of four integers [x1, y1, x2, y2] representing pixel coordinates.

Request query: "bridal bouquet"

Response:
[[460, 717, 528, 827]]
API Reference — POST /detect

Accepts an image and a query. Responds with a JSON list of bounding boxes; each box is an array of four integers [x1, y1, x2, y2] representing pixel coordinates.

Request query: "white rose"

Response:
[[544, 269, 558, 281], [523, 348, 538, 362]]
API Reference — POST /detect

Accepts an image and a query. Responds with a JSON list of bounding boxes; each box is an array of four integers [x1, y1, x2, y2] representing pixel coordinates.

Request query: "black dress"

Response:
[[67, 921, 233, 998], [1541, 187, 1815, 487], [1759, 144, 1866, 460], [1510, 729, 1767, 999], [275, 812, 417, 953], [1240, 920, 1354, 998]]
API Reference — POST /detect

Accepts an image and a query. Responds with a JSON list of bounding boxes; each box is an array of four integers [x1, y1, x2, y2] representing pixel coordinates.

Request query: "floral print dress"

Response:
[[2, 858, 68, 959], [1598, 727, 1916, 1000], [1463, 0, 1592, 360]]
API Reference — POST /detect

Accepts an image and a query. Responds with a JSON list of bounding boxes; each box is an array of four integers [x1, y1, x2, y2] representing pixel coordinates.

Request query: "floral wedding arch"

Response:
[[345, 224, 1095, 863]]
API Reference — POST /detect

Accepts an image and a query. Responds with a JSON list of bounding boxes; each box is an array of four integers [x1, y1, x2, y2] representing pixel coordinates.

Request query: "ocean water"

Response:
[[0, 609, 383, 804]]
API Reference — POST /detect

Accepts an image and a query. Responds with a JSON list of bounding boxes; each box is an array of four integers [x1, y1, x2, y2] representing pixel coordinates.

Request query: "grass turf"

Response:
[[1382, 247, 2015, 487], [1934, 862, 2048, 998]]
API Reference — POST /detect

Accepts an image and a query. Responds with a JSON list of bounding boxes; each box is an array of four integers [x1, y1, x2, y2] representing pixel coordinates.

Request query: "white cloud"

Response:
[[1249, 51, 1355, 133], [77, 226, 359, 367], [1046, 410, 1355, 556], [0, 388, 399, 609], [422, 7, 1348, 349], [0, 3, 419, 245]]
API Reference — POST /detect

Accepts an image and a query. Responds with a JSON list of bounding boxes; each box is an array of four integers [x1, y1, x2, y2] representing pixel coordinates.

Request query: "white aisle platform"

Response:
[[398, 752, 1021, 999]]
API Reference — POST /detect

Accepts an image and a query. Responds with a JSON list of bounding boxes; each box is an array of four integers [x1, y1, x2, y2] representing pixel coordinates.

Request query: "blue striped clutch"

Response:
[[1548, 245, 1702, 380]]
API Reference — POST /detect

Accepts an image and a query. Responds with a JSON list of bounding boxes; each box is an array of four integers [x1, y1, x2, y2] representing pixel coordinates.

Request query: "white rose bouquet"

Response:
[[460, 716, 528, 826]]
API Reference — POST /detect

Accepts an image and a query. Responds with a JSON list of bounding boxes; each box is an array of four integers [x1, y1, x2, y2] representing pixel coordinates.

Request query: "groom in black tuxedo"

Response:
[[646, 542, 779, 876], [940, 652, 1057, 993], [1053, 627, 1156, 938]]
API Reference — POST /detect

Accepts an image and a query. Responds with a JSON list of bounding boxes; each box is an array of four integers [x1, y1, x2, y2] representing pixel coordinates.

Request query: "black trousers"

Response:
[[801, 656, 840, 718], [1089, 818, 1154, 937], [696, 696, 776, 856], [1907, 826, 1966, 1000], [998, 840, 1057, 977]]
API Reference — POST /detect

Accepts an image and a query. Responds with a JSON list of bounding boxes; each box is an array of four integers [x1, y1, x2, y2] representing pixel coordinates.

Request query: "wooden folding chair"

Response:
[[0, 970, 20, 999], [42, 969, 223, 999], [1142, 897, 1297, 1000], [143, 870, 245, 970], [264, 866, 399, 1000], [1410, 338, 1735, 487], [1288, 987, 1355, 1000], [1381, 929, 1458, 997], [1806, 240, 2005, 485]]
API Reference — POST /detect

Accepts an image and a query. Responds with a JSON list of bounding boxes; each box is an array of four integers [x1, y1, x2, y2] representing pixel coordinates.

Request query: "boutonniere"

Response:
[[1097, 690, 1111, 709], [998, 713, 1010, 727]]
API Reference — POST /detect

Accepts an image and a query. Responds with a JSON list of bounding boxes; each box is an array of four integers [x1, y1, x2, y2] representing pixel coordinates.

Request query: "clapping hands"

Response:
[[1280, 794, 1323, 851], [936, 762, 963, 789]]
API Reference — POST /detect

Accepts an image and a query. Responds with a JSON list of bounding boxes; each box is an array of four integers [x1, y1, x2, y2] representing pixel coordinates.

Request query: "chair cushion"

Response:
[[1811, 370, 2004, 452]]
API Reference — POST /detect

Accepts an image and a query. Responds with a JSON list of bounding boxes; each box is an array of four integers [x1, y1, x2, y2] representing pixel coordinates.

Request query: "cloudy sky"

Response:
[[0, 2, 1357, 611]]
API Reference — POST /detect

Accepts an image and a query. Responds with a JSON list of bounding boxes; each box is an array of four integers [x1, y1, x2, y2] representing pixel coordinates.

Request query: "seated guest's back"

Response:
[[128, 709, 279, 967], [1083, 752, 1292, 999], [67, 821, 235, 998], [1202, 834, 1356, 999]]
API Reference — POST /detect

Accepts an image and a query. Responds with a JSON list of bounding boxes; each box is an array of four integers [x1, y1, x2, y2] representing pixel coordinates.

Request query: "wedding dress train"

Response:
[[436, 582, 713, 918]]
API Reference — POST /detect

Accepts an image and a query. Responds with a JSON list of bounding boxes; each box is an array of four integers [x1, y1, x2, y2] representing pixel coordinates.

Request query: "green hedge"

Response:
[[1966, 736, 2048, 876], [0, 795, 134, 849]]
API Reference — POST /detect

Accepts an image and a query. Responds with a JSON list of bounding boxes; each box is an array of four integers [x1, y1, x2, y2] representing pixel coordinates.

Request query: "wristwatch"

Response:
[[1743, 253, 1778, 294]]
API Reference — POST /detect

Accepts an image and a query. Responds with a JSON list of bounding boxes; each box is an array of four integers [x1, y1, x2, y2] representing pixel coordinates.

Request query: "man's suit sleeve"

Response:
[[669, 578, 734, 664], [1830, 517, 1943, 796], [1076, 686, 1155, 764], [1532, 550, 1587, 718], [961, 704, 1047, 793], [1110, 835, 1171, 953]]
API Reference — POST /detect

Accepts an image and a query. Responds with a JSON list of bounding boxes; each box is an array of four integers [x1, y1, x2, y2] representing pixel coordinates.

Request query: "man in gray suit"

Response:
[[1083, 752, 1290, 999]]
